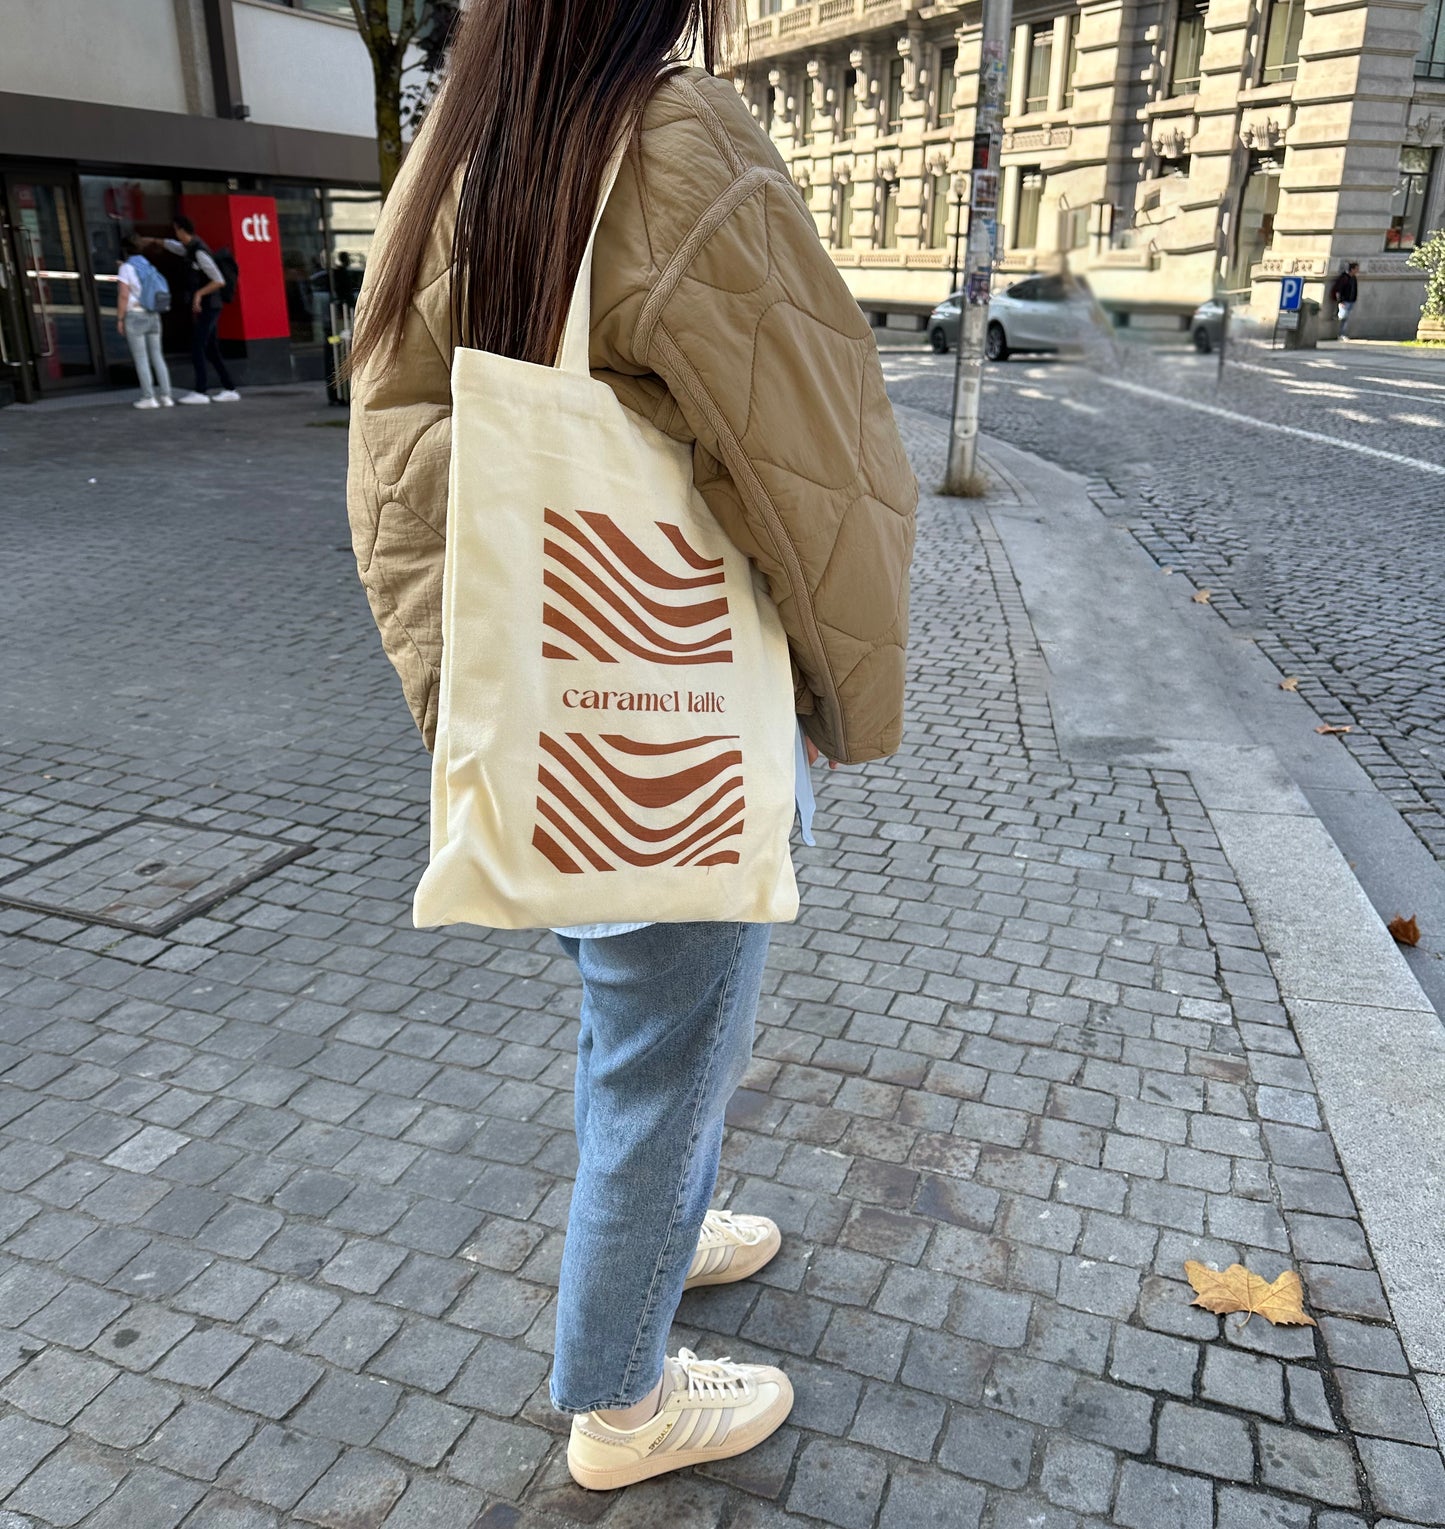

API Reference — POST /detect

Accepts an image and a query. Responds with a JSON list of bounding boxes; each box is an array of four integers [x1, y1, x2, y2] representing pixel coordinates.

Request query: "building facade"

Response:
[[0, 0, 386, 403], [736, 0, 1445, 337]]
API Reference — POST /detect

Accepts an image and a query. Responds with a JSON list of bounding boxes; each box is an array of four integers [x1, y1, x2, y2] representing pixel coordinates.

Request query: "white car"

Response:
[[928, 275, 1108, 361]]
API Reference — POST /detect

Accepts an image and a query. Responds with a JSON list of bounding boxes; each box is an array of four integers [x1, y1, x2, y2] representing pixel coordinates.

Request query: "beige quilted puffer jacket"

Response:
[[347, 67, 917, 765]]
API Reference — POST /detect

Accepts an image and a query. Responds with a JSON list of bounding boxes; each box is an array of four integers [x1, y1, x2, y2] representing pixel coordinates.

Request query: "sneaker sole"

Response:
[[567, 1374, 793, 1491], [682, 1222, 782, 1290]]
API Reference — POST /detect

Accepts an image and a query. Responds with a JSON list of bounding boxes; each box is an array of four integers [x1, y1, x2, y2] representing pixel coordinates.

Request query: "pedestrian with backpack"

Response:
[[116, 235, 174, 410], [161, 214, 241, 403]]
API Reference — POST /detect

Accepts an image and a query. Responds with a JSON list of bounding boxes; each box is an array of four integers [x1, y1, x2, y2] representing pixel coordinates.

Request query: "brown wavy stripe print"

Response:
[[541, 509, 734, 665], [533, 732, 746, 873]]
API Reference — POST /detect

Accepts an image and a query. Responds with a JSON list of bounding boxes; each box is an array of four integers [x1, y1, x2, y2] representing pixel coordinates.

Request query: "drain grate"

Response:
[[0, 819, 309, 936]]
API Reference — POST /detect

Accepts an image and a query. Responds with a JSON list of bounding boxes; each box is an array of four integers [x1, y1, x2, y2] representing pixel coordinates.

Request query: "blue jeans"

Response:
[[550, 921, 771, 1413], [123, 309, 171, 402]]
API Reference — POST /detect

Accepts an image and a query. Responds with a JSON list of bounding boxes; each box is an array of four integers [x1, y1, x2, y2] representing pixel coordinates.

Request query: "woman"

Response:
[[116, 234, 173, 410], [347, 0, 916, 1490]]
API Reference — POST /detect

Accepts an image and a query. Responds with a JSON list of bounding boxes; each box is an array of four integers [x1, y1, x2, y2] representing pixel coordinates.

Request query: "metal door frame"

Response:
[[1, 167, 107, 394]]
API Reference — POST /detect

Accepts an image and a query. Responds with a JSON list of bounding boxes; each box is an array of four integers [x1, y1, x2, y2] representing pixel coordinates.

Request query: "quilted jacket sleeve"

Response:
[[627, 79, 917, 766], [346, 225, 454, 750]]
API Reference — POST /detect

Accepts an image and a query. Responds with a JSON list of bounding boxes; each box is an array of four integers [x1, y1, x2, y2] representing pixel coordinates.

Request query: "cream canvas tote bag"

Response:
[[413, 148, 799, 932]]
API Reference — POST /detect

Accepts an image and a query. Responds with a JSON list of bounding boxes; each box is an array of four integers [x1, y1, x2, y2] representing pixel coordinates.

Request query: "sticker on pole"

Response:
[[1279, 276, 1303, 312]]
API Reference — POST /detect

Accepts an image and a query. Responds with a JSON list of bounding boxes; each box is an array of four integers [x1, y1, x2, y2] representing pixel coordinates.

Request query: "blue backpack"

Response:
[[131, 255, 171, 314]]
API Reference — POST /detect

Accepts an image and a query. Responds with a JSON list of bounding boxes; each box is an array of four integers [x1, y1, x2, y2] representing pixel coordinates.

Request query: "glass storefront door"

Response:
[[3, 174, 103, 391]]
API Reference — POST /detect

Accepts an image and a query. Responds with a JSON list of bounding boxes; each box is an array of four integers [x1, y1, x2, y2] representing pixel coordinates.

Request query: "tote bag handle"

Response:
[[556, 142, 629, 379]]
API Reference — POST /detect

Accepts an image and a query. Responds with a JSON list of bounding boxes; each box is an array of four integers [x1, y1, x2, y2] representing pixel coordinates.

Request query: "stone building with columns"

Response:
[[735, 0, 1445, 338]]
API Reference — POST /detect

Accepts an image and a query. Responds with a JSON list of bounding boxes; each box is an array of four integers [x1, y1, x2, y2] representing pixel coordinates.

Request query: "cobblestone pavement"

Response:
[[882, 341, 1445, 863], [0, 391, 1442, 1527]]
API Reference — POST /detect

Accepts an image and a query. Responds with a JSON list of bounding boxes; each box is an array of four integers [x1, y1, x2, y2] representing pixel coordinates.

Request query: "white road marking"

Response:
[[1094, 375, 1445, 474], [1231, 359, 1445, 406], [1360, 375, 1445, 393], [1395, 412, 1445, 428]]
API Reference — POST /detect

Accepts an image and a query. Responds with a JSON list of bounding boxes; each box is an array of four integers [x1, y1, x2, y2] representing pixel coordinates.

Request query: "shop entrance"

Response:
[[2, 172, 104, 396]]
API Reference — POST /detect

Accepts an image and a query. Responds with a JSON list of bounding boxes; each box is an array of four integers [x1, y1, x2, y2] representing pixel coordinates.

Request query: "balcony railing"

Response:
[[747, 0, 920, 52]]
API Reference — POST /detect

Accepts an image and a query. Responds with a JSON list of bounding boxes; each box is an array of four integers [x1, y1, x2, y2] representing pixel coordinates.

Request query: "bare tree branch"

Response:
[[394, 0, 422, 56]]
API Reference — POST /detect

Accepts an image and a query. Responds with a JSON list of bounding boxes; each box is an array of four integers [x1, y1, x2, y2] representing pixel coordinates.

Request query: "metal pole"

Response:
[[949, 189, 965, 294], [945, 0, 1013, 495]]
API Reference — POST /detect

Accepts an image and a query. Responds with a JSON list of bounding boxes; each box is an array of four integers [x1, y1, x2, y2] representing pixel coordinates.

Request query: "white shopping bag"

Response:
[[414, 148, 799, 931]]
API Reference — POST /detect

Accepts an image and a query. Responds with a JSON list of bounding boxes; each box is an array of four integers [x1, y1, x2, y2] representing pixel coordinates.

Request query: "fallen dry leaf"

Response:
[[1162, 566, 1174, 576], [1184, 1261, 1316, 1328], [1279, 676, 1299, 692], [1192, 589, 1212, 604], [1316, 724, 1352, 736], [1388, 915, 1421, 947]]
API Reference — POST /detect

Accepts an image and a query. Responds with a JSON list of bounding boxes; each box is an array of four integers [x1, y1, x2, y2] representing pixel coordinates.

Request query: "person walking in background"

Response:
[[346, 0, 915, 1495], [115, 234, 173, 411], [161, 215, 240, 404], [1331, 262, 1360, 338]]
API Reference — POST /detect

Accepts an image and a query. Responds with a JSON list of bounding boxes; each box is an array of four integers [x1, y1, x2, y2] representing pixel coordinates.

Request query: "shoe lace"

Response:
[[676, 1349, 751, 1401], [703, 1209, 766, 1246]]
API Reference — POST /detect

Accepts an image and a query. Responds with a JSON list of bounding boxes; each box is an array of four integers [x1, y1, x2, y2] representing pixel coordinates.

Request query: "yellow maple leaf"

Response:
[[1183, 1262, 1317, 1328]]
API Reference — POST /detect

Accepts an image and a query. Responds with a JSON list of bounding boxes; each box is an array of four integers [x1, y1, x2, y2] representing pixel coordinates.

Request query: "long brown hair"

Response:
[[350, 0, 734, 378]]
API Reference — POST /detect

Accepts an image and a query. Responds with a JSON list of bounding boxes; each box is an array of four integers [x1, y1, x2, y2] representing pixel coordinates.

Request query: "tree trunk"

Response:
[[373, 62, 405, 198]]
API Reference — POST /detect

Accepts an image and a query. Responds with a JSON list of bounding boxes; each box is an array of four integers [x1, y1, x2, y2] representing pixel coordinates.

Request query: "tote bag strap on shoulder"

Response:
[[556, 141, 629, 379]]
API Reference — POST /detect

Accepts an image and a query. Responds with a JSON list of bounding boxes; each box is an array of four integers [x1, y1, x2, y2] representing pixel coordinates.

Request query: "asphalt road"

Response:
[[881, 338, 1445, 867]]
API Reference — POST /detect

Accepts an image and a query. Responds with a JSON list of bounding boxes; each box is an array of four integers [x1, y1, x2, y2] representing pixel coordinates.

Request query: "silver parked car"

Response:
[[1190, 298, 1225, 353], [927, 274, 1107, 360]]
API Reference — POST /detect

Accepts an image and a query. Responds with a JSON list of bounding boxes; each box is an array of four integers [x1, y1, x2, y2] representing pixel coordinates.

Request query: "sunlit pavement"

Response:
[[0, 382, 1442, 1526]]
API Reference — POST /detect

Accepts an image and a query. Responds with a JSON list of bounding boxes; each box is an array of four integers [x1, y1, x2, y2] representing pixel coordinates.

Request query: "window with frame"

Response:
[[1261, 0, 1306, 84], [1170, 0, 1207, 94], [1386, 147, 1436, 249], [841, 67, 858, 135], [937, 47, 959, 126], [879, 178, 900, 247], [928, 173, 954, 248], [1026, 25, 1054, 112], [1012, 167, 1044, 248], [758, 0, 784, 15], [885, 57, 906, 133], [836, 180, 855, 248], [1062, 15, 1080, 108], [1420, 0, 1445, 79]]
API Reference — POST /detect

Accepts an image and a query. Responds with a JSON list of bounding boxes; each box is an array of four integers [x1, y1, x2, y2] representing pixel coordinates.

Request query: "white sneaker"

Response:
[[212, 389, 241, 402], [161, 396, 175, 408], [684, 1209, 781, 1290], [567, 1349, 793, 1491], [133, 397, 160, 410], [176, 391, 210, 405]]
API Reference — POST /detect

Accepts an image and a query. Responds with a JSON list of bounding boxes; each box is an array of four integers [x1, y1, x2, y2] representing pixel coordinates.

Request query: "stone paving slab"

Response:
[[0, 392, 1440, 1526]]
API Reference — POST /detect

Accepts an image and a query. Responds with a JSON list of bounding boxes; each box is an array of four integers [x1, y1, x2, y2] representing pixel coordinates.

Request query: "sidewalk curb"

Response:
[[967, 427, 1445, 1448]]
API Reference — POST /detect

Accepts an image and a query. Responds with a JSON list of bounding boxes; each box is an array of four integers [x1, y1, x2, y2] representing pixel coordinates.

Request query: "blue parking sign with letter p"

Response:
[[1279, 276, 1303, 312]]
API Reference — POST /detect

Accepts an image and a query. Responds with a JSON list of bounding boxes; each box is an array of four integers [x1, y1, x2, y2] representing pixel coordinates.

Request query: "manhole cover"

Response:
[[0, 819, 308, 936]]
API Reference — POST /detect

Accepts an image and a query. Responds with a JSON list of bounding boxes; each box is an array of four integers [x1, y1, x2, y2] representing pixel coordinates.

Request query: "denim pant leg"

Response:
[[551, 921, 770, 1413], [125, 312, 156, 400], [147, 320, 173, 401]]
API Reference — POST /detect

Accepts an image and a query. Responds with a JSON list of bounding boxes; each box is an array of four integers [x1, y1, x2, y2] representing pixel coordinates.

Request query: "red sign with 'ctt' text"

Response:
[[181, 195, 289, 343]]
